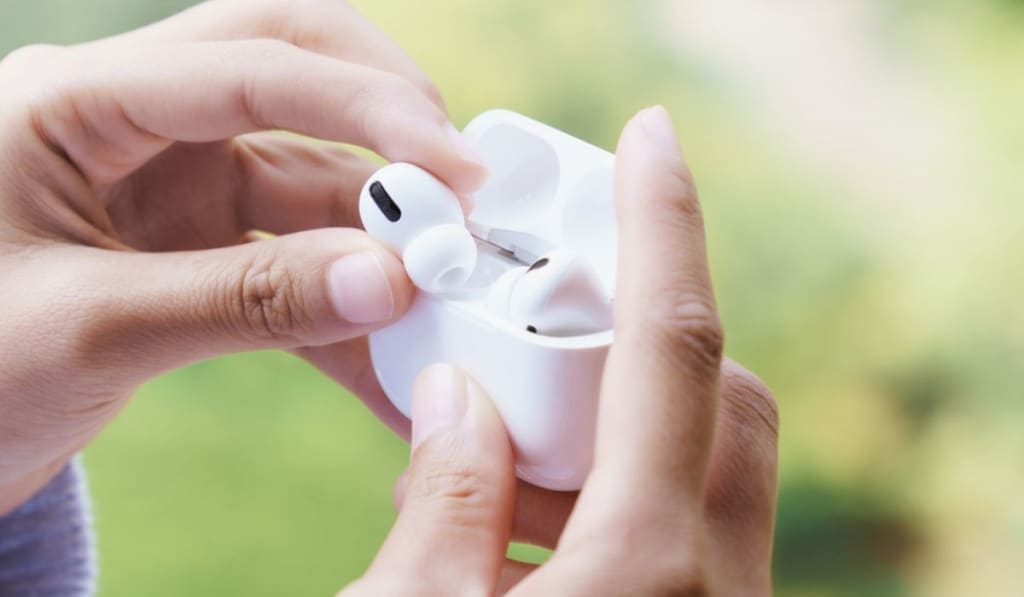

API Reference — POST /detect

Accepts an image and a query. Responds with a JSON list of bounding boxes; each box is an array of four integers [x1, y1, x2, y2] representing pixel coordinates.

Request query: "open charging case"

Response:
[[368, 110, 617, 490]]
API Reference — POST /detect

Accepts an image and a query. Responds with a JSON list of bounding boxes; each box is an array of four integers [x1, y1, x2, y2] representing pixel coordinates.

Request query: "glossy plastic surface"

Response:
[[368, 110, 617, 490]]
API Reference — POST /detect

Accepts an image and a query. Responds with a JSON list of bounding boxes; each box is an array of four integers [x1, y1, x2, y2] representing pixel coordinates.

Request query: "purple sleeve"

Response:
[[0, 460, 96, 596]]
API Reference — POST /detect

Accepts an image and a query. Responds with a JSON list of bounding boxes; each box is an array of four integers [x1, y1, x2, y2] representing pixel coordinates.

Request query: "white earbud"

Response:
[[359, 163, 477, 294], [488, 250, 613, 337]]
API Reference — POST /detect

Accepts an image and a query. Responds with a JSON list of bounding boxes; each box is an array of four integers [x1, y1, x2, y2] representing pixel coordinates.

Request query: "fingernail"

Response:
[[411, 364, 469, 449], [328, 251, 395, 324], [638, 105, 681, 155], [445, 123, 490, 191]]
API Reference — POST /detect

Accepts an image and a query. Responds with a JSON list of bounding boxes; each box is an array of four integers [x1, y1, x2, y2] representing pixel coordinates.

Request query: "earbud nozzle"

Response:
[[403, 224, 478, 294]]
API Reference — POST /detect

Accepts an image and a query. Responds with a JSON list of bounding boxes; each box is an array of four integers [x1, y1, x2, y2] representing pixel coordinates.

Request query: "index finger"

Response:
[[29, 40, 486, 193], [591, 106, 723, 503], [105, 0, 449, 110]]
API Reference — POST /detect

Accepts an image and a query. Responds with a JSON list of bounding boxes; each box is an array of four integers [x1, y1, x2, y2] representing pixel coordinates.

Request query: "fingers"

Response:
[[29, 39, 486, 193], [354, 365, 515, 596], [230, 135, 376, 236], [498, 365, 776, 554], [389, 363, 776, 554], [107, 0, 448, 110], [703, 358, 779, 592], [64, 227, 414, 382], [591, 106, 722, 501], [394, 473, 577, 550], [105, 135, 376, 252]]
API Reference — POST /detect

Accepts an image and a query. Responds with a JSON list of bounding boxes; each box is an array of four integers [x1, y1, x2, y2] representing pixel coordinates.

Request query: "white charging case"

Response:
[[368, 110, 617, 490]]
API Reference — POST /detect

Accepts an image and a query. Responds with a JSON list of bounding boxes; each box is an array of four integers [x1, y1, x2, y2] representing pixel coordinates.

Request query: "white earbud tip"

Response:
[[403, 224, 477, 293]]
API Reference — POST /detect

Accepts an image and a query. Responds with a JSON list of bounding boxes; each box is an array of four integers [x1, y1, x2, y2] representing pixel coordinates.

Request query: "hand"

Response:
[[0, 0, 488, 515], [340, 108, 780, 596]]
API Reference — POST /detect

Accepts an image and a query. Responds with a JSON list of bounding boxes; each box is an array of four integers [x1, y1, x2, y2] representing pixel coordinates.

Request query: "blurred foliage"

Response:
[[2, 0, 1023, 595]]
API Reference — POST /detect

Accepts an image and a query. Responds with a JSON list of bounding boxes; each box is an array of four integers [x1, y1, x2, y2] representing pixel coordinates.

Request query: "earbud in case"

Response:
[[361, 110, 617, 491]]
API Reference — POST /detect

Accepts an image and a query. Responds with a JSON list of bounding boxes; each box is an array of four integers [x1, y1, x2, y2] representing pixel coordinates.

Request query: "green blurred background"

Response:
[[2, 0, 1023, 595]]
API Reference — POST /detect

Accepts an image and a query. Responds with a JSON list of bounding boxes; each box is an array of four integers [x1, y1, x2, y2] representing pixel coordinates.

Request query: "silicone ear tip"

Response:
[[402, 224, 478, 293]]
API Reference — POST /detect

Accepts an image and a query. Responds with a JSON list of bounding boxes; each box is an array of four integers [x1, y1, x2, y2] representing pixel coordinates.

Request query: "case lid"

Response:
[[462, 110, 618, 295]]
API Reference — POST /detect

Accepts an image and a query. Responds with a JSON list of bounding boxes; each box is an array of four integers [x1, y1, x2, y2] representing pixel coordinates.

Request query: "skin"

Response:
[[0, 0, 486, 515], [0, 1, 779, 593], [343, 108, 780, 596]]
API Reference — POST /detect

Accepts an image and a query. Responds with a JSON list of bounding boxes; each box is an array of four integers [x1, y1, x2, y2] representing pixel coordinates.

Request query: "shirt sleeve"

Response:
[[0, 460, 96, 597]]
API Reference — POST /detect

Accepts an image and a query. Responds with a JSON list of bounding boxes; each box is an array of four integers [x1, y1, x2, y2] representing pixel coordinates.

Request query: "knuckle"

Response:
[[641, 548, 709, 596], [244, 36, 296, 59], [246, 0, 446, 115], [409, 465, 489, 507], [646, 293, 725, 370], [228, 250, 312, 343], [405, 449, 496, 523], [252, 0, 353, 49], [411, 75, 445, 108], [704, 366, 779, 530], [648, 158, 701, 219], [721, 364, 779, 438], [252, 0, 295, 18], [653, 566, 709, 597], [256, 0, 315, 39], [343, 84, 380, 143], [235, 39, 297, 129]]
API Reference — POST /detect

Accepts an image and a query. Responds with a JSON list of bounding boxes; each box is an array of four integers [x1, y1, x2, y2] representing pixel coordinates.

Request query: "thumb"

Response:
[[351, 364, 515, 596], [74, 227, 414, 380]]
